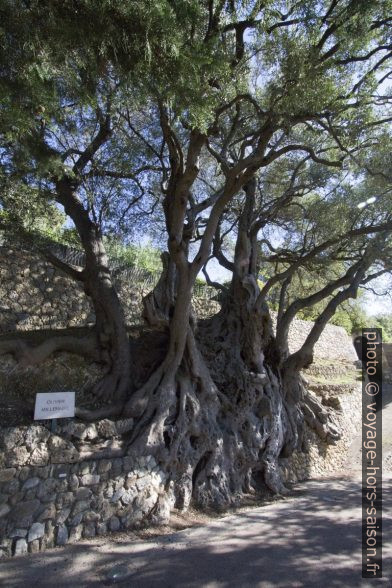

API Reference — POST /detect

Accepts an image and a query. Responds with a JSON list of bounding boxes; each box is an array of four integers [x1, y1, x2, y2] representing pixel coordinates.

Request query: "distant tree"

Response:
[[374, 314, 392, 342]]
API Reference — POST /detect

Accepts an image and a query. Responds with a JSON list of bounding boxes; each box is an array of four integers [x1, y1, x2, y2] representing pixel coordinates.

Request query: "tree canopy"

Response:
[[1, 0, 391, 505]]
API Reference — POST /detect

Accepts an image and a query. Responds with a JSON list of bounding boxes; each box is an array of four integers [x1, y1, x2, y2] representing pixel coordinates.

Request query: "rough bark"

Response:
[[117, 179, 343, 514], [142, 252, 176, 329], [83, 242, 131, 402], [198, 178, 294, 495], [55, 178, 132, 402], [0, 332, 99, 365]]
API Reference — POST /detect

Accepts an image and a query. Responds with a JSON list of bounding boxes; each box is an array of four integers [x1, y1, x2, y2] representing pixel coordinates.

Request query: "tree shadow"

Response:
[[1, 476, 390, 587]]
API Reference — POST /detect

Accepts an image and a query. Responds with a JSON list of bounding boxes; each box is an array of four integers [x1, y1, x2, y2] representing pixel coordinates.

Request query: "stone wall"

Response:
[[0, 421, 172, 558], [280, 382, 362, 483], [0, 247, 93, 332], [270, 313, 357, 363], [1, 246, 356, 363], [279, 357, 363, 483], [0, 380, 362, 559], [0, 374, 362, 558], [0, 246, 219, 334]]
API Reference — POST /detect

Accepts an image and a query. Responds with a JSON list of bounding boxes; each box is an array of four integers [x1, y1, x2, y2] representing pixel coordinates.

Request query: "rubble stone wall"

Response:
[[0, 379, 362, 558], [270, 312, 357, 362], [0, 372, 361, 559], [0, 246, 219, 333], [0, 421, 171, 558], [280, 383, 362, 484], [0, 247, 93, 332], [1, 247, 356, 362]]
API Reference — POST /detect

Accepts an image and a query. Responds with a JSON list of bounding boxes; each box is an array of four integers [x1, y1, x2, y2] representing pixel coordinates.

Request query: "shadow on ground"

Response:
[[1, 475, 391, 588]]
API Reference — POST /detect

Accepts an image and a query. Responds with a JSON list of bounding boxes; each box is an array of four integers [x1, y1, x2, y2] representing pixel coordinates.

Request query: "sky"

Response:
[[204, 255, 391, 319], [361, 275, 391, 317]]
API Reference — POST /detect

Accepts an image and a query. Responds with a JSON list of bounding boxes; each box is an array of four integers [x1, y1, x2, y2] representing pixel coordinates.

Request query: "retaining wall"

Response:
[[0, 246, 357, 363], [280, 383, 362, 483], [0, 372, 361, 559], [0, 246, 219, 333], [0, 420, 172, 558]]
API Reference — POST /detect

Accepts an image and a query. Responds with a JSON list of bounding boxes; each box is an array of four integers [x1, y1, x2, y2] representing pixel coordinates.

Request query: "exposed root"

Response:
[[122, 313, 296, 510], [260, 368, 289, 495], [124, 360, 167, 419], [92, 369, 130, 403], [75, 403, 124, 421], [302, 391, 341, 443], [0, 333, 100, 366], [0, 328, 133, 405]]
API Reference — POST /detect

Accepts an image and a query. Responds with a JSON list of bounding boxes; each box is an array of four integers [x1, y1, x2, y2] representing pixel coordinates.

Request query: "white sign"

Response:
[[34, 392, 75, 420]]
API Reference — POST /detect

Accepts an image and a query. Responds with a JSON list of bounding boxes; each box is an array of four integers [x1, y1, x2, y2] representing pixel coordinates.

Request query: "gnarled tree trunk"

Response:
[[56, 178, 131, 403], [118, 180, 332, 516], [120, 178, 342, 514], [198, 178, 295, 495]]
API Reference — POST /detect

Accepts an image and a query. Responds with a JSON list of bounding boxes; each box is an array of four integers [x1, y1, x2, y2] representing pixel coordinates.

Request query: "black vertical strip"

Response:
[[362, 328, 382, 578]]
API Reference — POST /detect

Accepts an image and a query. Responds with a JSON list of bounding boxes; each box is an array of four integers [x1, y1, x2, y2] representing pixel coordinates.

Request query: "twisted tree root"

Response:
[[0, 333, 99, 365]]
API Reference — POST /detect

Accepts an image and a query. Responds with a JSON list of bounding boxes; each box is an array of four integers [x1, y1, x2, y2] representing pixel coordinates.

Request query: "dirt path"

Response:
[[0, 473, 390, 588]]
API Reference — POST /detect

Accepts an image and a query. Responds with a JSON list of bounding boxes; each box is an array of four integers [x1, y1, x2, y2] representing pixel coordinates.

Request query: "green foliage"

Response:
[[0, 176, 67, 240], [373, 314, 392, 343], [295, 299, 369, 335], [0, 0, 240, 140], [329, 302, 368, 334], [0, 0, 390, 329], [104, 238, 162, 273]]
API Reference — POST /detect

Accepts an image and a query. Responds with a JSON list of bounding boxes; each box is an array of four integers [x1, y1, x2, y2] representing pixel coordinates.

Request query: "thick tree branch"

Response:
[[73, 110, 112, 175], [284, 260, 371, 371], [263, 144, 343, 168]]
